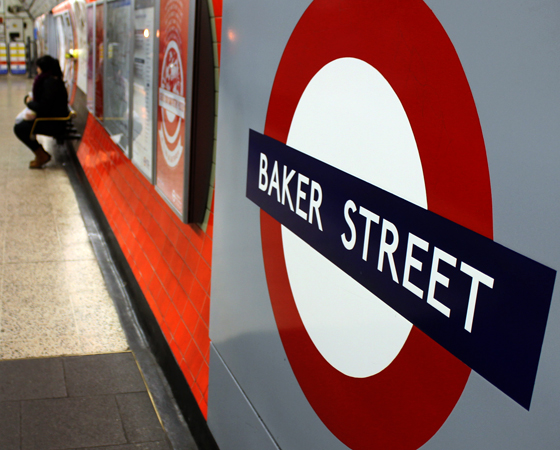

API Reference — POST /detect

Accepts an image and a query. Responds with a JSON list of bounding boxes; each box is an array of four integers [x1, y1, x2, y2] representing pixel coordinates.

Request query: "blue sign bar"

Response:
[[246, 129, 556, 410]]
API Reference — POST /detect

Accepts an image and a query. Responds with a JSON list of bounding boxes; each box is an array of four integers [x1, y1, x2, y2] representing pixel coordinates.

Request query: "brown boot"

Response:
[[29, 146, 52, 169]]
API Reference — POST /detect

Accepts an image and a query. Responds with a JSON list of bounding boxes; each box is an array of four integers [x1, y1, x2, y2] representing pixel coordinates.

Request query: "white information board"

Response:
[[131, 5, 155, 179]]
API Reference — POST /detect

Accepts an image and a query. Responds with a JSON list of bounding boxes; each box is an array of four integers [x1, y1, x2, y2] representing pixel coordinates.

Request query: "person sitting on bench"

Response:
[[13, 55, 69, 169]]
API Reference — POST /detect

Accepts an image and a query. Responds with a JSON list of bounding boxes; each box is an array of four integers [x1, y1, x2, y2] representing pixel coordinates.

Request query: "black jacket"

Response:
[[27, 76, 69, 118]]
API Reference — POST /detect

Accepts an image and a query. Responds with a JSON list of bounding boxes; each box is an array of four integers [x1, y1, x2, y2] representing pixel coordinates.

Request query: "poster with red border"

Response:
[[155, 0, 191, 215]]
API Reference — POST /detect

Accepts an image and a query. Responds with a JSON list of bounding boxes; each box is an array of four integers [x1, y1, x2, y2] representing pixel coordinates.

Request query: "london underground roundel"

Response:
[[261, 1, 493, 449], [159, 40, 185, 168]]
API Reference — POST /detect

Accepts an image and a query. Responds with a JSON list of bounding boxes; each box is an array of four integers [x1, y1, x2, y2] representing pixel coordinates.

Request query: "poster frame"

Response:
[[126, 0, 135, 159], [153, 0, 197, 221], [94, 0, 104, 121], [150, 0, 160, 184], [86, 1, 96, 113]]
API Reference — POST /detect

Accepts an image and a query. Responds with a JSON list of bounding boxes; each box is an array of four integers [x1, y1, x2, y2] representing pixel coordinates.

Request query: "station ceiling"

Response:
[[30, 0, 60, 19], [11, 0, 61, 20]]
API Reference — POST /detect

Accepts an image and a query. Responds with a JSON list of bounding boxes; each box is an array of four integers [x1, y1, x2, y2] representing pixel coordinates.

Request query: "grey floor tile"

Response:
[[63, 260, 108, 293], [1, 289, 77, 341], [0, 401, 21, 450], [21, 396, 127, 450], [0, 358, 67, 401], [2, 283, 72, 308], [0, 335, 85, 360], [117, 392, 167, 444], [55, 215, 91, 245], [4, 242, 65, 263], [79, 443, 171, 450], [58, 240, 97, 261], [64, 353, 146, 396], [78, 329, 130, 355], [4, 221, 59, 247], [4, 200, 55, 218], [2, 261, 68, 288]]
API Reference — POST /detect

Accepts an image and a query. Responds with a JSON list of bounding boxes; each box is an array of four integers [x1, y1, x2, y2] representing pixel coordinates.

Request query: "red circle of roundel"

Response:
[[261, 1, 493, 449]]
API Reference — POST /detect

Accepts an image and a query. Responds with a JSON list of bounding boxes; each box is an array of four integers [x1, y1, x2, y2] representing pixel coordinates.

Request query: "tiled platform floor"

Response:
[[0, 75, 176, 449], [0, 353, 170, 450]]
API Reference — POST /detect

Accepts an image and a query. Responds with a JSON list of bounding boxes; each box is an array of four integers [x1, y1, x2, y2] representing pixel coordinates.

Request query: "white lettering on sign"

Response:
[[296, 173, 310, 221], [258, 153, 324, 231], [378, 219, 400, 283], [158, 88, 186, 119], [460, 262, 495, 333], [358, 205, 380, 261], [268, 160, 281, 201], [427, 247, 457, 318], [340, 199, 494, 332], [342, 200, 358, 250], [309, 181, 324, 231], [259, 152, 268, 190], [282, 166, 296, 211], [403, 233, 429, 299]]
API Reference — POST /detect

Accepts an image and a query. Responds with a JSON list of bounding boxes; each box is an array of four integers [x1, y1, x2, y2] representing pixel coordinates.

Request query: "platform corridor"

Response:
[[0, 75, 187, 449]]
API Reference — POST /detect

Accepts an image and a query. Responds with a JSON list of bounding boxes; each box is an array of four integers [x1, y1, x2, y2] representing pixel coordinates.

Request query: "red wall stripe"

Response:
[[77, 114, 214, 417]]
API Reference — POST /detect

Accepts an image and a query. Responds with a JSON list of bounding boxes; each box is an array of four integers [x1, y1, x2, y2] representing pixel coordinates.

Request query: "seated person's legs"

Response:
[[13, 120, 52, 169], [14, 120, 40, 152]]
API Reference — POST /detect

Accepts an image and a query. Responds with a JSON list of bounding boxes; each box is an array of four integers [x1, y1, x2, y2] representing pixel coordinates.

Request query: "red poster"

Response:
[[156, 0, 190, 214]]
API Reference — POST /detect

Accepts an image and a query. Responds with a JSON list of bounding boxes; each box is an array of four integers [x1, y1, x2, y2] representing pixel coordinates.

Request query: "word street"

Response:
[[341, 199, 494, 333]]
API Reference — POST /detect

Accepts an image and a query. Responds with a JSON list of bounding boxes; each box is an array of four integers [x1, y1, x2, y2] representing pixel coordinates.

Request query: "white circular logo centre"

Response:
[[283, 57, 427, 378]]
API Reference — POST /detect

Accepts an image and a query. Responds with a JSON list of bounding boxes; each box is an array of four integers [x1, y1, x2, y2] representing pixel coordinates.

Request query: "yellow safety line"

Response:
[[131, 351, 168, 433]]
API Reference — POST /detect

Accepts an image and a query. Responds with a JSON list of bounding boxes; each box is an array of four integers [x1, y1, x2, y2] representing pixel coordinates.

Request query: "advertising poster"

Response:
[[155, 0, 191, 214], [61, 12, 76, 102], [86, 4, 94, 111], [104, 0, 132, 151], [94, 2, 103, 120], [35, 15, 46, 57], [131, 0, 155, 179], [55, 16, 66, 67], [72, 0, 88, 94]]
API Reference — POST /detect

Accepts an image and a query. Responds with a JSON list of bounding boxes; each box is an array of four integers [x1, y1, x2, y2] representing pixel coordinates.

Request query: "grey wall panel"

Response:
[[420, 1, 560, 448], [207, 345, 280, 450], [209, 1, 352, 446], [210, 1, 560, 449], [209, 0, 353, 448]]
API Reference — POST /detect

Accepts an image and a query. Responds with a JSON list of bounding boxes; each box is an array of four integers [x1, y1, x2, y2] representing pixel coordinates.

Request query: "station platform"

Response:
[[0, 75, 196, 449]]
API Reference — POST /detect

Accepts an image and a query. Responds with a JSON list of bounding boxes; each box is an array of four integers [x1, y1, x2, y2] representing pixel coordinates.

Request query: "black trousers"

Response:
[[14, 120, 65, 152]]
